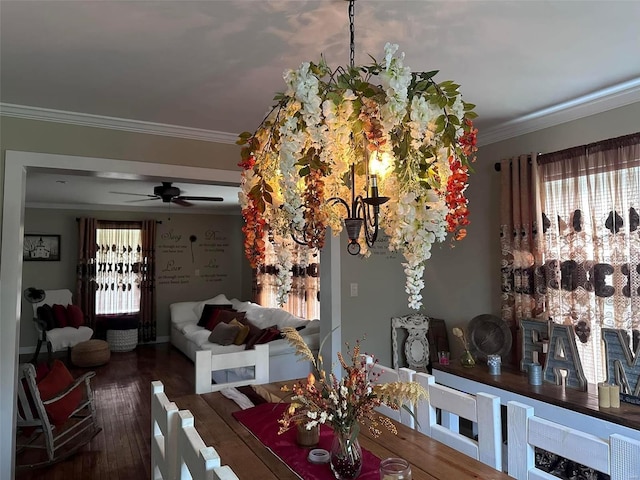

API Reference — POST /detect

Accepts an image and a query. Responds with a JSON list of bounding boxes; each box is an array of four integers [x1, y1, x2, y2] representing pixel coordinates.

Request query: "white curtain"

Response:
[[256, 238, 320, 320], [95, 225, 142, 315], [538, 132, 640, 384]]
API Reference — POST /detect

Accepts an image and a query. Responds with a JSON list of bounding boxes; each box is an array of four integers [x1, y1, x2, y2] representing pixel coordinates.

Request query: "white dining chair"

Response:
[[507, 401, 640, 480], [177, 410, 239, 480], [151, 381, 179, 480], [362, 355, 416, 428], [414, 372, 502, 470]]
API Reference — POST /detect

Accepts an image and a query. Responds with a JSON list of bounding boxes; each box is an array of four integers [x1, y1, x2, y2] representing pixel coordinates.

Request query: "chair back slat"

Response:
[[507, 401, 640, 480], [361, 357, 416, 428], [151, 381, 179, 480], [610, 434, 640, 480], [415, 372, 501, 471], [177, 410, 221, 480], [428, 383, 478, 422]]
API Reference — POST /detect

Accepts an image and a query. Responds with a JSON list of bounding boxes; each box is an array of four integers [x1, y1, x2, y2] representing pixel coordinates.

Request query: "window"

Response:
[[255, 236, 320, 320], [95, 223, 142, 315], [538, 136, 640, 384]]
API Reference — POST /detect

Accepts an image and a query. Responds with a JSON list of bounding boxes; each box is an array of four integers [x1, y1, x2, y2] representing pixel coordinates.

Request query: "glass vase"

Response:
[[460, 350, 476, 367], [330, 425, 363, 479]]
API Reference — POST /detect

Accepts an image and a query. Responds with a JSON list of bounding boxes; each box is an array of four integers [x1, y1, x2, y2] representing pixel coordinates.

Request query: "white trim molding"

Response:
[[3, 77, 639, 149], [479, 78, 640, 146], [0, 103, 239, 145]]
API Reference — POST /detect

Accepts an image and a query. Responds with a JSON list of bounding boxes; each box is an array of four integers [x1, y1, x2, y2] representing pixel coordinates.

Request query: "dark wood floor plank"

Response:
[[16, 343, 194, 480]]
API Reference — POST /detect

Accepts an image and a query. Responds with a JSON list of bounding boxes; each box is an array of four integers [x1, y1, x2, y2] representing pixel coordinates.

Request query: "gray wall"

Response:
[[20, 207, 251, 349], [339, 101, 640, 365], [5, 102, 640, 363]]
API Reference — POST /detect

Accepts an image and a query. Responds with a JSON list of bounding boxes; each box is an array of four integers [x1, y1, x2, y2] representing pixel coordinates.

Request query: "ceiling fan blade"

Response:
[[125, 197, 160, 203], [171, 198, 193, 207], [110, 191, 157, 198], [178, 196, 224, 202]]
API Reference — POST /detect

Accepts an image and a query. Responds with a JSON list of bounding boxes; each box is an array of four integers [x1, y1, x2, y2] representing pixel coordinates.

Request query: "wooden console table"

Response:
[[433, 362, 640, 440]]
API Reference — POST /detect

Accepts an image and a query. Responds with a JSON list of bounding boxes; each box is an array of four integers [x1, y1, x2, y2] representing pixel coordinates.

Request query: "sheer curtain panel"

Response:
[[538, 132, 640, 384]]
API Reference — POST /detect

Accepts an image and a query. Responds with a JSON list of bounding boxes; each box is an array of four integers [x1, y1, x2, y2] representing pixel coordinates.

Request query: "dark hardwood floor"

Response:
[[16, 343, 194, 480]]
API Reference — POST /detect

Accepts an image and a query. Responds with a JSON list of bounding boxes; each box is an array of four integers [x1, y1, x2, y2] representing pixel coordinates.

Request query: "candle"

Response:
[[609, 384, 620, 408], [598, 383, 611, 408]]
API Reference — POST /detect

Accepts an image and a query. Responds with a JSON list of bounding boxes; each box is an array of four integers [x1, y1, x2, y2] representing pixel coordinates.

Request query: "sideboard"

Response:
[[433, 362, 640, 440]]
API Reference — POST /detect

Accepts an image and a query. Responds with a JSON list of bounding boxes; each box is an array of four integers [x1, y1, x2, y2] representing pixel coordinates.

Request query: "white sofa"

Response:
[[170, 294, 320, 391]]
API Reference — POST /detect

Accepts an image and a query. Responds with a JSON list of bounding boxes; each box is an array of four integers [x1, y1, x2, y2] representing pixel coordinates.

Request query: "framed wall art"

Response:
[[23, 234, 61, 261]]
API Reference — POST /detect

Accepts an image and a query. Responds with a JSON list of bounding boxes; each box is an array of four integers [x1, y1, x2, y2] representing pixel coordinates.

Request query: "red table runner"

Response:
[[233, 403, 381, 479]]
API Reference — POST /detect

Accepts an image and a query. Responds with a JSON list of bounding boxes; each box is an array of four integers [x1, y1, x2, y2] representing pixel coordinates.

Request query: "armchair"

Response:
[[29, 289, 93, 363]]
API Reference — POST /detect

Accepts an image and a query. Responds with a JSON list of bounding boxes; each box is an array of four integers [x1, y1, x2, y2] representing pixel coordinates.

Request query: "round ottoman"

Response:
[[106, 316, 139, 352], [71, 339, 110, 367]]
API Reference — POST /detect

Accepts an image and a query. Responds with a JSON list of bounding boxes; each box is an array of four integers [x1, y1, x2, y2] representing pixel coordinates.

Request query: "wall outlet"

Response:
[[195, 269, 200, 277], [350, 283, 358, 297]]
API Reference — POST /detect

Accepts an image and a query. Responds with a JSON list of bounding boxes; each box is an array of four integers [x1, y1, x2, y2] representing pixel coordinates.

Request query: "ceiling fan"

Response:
[[111, 181, 223, 207]]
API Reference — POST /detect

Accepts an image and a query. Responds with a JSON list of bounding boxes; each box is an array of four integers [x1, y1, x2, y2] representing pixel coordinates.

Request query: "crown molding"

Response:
[[0, 103, 239, 145], [479, 78, 640, 146], [3, 78, 640, 148]]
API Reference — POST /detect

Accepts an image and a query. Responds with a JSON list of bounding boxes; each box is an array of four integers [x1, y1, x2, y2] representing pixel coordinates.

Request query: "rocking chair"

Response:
[[16, 362, 101, 469]]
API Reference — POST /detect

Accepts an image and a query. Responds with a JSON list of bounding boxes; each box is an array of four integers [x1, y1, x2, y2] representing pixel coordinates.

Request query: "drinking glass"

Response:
[[379, 457, 412, 480], [437, 351, 450, 365]]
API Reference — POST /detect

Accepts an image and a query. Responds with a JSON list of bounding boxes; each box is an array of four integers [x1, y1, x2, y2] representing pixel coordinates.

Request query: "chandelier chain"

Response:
[[349, 0, 355, 68]]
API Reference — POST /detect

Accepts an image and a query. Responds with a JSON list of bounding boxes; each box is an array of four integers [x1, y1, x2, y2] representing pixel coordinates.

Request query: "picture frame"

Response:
[[23, 234, 61, 261]]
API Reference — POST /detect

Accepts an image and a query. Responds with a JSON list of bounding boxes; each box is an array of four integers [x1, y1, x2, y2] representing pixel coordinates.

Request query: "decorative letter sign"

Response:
[[542, 324, 587, 391], [520, 319, 550, 371], [602, 328, 640, 397]]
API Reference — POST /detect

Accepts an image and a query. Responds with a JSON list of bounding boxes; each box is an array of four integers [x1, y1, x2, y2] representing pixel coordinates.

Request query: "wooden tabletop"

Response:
[[174, 384, 510, 480]]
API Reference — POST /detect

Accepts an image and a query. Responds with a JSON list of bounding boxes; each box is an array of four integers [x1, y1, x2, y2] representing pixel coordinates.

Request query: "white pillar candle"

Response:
[[609, 384, 621, 408], [598, 383, 611, 408]]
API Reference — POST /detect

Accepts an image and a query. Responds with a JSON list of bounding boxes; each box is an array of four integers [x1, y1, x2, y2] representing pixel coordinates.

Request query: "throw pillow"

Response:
[[216, 310, 246, 325], [37, 304, 55, 331], [193, 294, 231, 319], [36, 360, 82, 427], [256, 325, 281, 344], [197, 303, 233, 327], [208, 322, 241, 346], [52, 304, 68, 328], [66, 304, 85, 328], [230, 318, 250, 345], [245, 325, 281, 350]]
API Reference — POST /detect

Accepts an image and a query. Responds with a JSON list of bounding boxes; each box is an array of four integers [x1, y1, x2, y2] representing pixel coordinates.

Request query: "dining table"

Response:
[[173, 382, 511, 480]]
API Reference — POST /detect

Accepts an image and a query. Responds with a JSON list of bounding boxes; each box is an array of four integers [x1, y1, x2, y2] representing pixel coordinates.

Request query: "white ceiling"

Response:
[[25, 172, 241, 214], [2, 0, 640, 209]]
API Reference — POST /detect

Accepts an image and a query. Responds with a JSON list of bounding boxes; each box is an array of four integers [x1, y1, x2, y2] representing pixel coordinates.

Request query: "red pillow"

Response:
[[204, 308, 243, 331], [36, 360, 82, 427], [52, 304, 68, 328], [245, 325, 281, 350], [66, 304, 85, 328]]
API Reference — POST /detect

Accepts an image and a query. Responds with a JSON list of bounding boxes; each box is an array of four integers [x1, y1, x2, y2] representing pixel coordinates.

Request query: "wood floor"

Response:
[[16, 343, 194, 480]]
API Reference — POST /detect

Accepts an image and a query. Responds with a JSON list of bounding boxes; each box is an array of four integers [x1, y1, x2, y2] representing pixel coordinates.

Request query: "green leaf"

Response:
[[447, 115, 460, 126], [463, 102, 476, 111], [299, 165, 310, 177], [419, 70, 439, 80], [465, 111, 478, 120], [435, 115, 446, 133], [263, 191, 273, 204]]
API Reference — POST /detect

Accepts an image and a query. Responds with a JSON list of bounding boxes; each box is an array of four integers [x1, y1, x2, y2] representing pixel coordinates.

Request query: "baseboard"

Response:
[[19, 336, 171, 355]]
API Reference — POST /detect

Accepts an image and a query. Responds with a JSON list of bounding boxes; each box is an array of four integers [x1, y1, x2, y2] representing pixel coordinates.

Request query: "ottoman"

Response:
[[71, 339, 110, 367], [106, 315, 139, 352]]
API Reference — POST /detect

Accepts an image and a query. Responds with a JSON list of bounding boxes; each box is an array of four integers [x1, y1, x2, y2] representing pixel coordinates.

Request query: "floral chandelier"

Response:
[[238, 0, 478, 310]]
